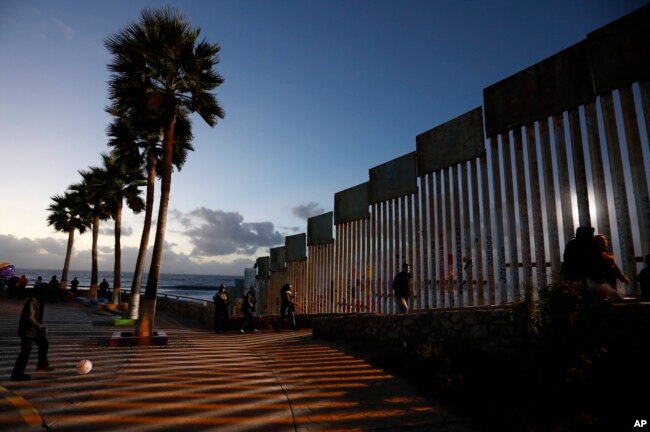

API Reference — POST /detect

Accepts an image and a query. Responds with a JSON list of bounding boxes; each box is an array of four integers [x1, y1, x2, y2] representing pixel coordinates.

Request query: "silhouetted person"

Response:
[[213, 284, 229, 333], [240, 287, 259, 333], [274, 283, 297, 331], [48, 275, 60, 302], [635, 254, 650, 300], [392, 263, 412, 313], [586, 234, 629, 300], [561, 226, 595, 283], [70, 277, 79, 296], [11, 282, 53, 381], [99, 279, 110, 300], [17, 275, 30, 300], [6, 275, 19, 299]]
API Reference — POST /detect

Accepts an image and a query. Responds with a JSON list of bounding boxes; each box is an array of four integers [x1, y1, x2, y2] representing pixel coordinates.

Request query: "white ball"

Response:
[[77, 359, 93, 375]]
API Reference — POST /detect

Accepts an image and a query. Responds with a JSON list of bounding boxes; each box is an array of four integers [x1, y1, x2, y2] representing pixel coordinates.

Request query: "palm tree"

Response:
[[106, 6, 224, 335], [73, 171, 111, 298], [98, 152, 146, 305], [107, 108, 194, 319], [47, 189, 90, 289]]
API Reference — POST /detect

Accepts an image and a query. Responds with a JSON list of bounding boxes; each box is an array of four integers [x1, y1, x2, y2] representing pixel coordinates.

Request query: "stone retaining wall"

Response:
[[155, 297, 330, 330], [155, 297, 649, 356], [312, 306, 515, 354], [312, 302, 650, 355]]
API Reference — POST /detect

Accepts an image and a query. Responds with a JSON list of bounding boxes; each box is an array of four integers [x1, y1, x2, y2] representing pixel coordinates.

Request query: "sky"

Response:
[[0, 0, 645, 277]]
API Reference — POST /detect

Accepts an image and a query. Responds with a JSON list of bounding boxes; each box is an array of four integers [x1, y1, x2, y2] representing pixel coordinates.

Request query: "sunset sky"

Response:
[[0, 0, 644, 276]]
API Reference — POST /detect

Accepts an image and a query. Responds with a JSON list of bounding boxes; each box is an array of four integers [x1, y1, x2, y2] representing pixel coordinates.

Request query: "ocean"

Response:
[[12, 268, 243, 302]]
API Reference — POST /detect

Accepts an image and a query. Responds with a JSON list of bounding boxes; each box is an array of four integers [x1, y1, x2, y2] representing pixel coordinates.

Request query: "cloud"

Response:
[[181, 207, 284, 256], [0, 234, 254, 277], [0, 234, 69, 270], [292, 202, 324, 220]]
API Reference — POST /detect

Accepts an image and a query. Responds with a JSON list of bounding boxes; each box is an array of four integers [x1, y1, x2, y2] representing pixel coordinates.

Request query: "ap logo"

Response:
[[635, 420, 648, 427]]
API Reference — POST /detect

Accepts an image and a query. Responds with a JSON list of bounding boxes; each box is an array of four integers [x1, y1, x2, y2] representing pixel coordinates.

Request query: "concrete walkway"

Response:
[[0, 298, 475, 431]]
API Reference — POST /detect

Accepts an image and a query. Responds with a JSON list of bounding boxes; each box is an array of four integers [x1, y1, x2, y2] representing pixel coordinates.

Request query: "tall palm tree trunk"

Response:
[[112, 202, 123, 305], [90, 215, 100, 298], [60, 229, 75, 289], [137, 116, 176, 336], [129, 157, 156, 319]]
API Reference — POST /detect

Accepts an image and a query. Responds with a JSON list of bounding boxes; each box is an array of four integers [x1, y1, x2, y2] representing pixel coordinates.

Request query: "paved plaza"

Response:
[[0, 298, 475, 431]]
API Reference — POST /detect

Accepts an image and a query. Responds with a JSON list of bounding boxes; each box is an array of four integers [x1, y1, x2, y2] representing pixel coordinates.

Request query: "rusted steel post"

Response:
[[344, 221, 350, 312], [501, 132, 520, 300], [356, 218, 363, 312], [619, 85, 650, 259], [584, 102, 612, 243], [365, 216, 371, 311], [444, 168, 454, 306], [526, 124, 547, 289], [539, 119, 562, 274], [371, 203, 378, 312], [568, 108, 591, 227], [552, 114, 576, 247], [470, 159, 484, 305], [427, 173, 437, 308], [406, 191, 422, 308], [489, 138, 508, 303], [335, 225, 342, 313], [436, 170, 446, 307], [479, 155, 496, 304], [398, 197, 405, 268], [388, 200, 395, 313], [513, 128, 533, 288], [381, 201, 389, 313], [449, 165, 466, 307], [460, 162, 474, 306], [600, 93, 636, 289], [420, 177, 431, 309], [641, 82, 650, 154], [311, 246, 317, 313], [414, 187, 422, 310]]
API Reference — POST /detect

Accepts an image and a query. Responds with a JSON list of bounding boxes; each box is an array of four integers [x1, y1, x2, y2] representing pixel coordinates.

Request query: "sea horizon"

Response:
[[10, 268, 245, 302]]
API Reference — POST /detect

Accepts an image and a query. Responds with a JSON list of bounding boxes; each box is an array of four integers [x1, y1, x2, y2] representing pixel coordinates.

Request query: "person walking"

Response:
[[392, 263, 412, 313], [274, 283, 297, 331], [240, 287, 259, 333], [11, 282, 53, 381], [212, 284, 229, 333]]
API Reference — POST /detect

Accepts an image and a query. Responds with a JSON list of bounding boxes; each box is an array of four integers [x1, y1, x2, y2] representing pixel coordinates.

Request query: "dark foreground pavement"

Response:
[[0, 298, 475, 431]]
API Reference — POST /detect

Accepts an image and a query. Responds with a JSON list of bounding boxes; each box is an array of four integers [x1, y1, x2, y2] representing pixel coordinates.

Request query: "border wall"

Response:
[[258, 6, 650, 315]]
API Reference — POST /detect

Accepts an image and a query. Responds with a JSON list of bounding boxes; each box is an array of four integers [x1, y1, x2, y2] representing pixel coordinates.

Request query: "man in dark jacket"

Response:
[[274, 283, 297, 331], [213, 284, 230, 333], [11, 282, 53, 381], [393, 263, 412, 314], [561, 226, 595, 283], [240, 287, 259, 333]]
